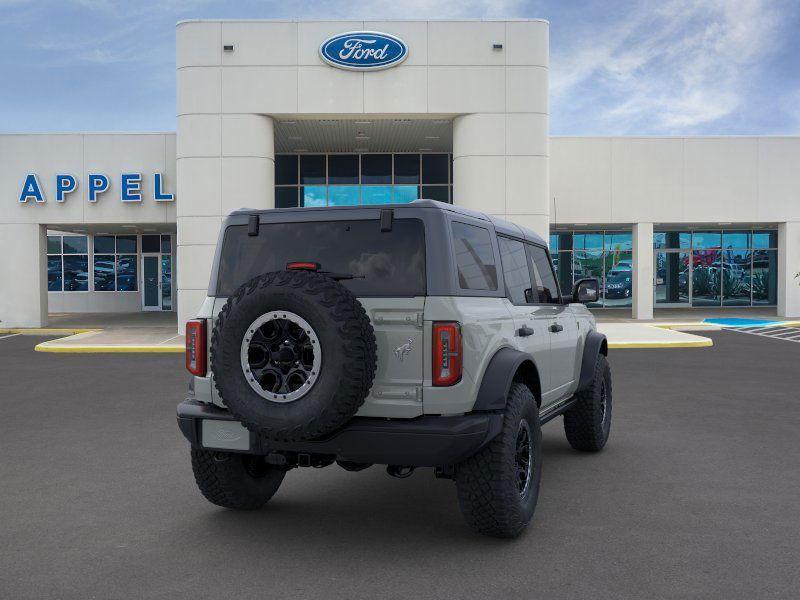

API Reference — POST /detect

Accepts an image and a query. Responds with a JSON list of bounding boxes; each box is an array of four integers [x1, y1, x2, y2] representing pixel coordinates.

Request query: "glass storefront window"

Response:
[[554, 250, 573, 297], [300, 155, 326, 184], [47, 235, 62, 254], [722, 249, 752, 306], [47, 256, 62, 291], [302, 185, 326, 207], [752, 250, 778, 304], [63, 235, 88, 254], [573, 250, 604, 307], [422, 154, 448, 184], [394, 185, 418, 203], [361, 154, 391, 184], [752, 231, 778, 249], [94, 235, 115, 253], [722, 231, 750, 249], [691, 250, 721, 306], [574, 233, 603, 250], [116, 235, 137, 254], [161, 235, 171, 254], [654, 231, 691, 249], [275, 154, 298, 185], [692, 231, 721, 249], [655, 251, 690, 305], [361, 186, 393, 205], [116, 256, 137, 292], [328, 155, 358, 184], [394, 154, 419, 184], [141, 234, 160, 253], [275, 153, 452, 207], [328, 186, 360, 206], [93, 255, 116, 291], [63, 255, 89, 291], [605, 232, 632, 251], [421, 186, 448, 202]]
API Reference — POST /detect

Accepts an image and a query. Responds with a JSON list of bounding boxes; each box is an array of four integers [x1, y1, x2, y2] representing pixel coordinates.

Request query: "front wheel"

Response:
[[455, 383, 542, 538], [191, 448, 286, 510], [563, 354, 612, 452]]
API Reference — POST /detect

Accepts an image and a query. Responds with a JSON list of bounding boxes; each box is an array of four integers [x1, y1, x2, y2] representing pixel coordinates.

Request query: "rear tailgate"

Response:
[[356, 297, 426, 418]]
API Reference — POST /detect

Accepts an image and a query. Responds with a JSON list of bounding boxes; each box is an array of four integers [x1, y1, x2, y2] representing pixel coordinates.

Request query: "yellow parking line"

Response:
[[34, 344, 183, 354]]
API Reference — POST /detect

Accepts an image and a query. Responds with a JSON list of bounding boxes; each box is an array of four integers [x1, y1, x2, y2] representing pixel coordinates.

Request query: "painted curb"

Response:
[[608, 339, 713, 349], [35, 343, 183, 354]]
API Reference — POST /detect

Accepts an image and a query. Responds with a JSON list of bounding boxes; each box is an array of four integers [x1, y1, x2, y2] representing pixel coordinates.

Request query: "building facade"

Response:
[[0, 19, 798, 329]]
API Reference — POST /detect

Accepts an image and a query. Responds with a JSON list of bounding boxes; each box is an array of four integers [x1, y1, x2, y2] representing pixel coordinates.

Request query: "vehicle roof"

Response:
[[230, 199, 547, 246]]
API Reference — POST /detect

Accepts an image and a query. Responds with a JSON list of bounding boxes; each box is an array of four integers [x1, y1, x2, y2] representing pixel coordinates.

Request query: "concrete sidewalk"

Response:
[[2, 311, 717, 353]]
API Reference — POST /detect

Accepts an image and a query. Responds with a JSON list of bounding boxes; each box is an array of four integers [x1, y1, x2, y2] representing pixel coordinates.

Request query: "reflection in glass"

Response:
[[300, 155, 325, 184], [722, 231, 750, 249], [47, 256, 62, 291], [722, 249, 751, 306], [752, 231, 778, 249], [94, 235, 115, 253], [327, 155, 358, 184], [117, 255, 137, 291], [574, 233, 603, 250], [161, 235, 171, 254], [655, 251, 690, 305], [654, 231, 690, 249], [162, 255, 172, 310], [361, 154, 391, 184], [573, 250, 603, 307], [554, 250, 573, 298], [94, 255, 116, 291], [63, 235, 88, 254], [63, 255, 89, 291], [692, 250, 721, 305], [604, 232, 632, 251], [275, 187, 298, 208], [361, 186, 393, 205], [692, 231, 721, 249], [604, 250, 633, 307], [421, 186, 449, 203], [116, 235, 137, 254], [394, 155, 419, 184], [327, 186, 360, 206], [394, 185, 418, 203], [302, 186, 326, 207], [47, 235, 62, 254], [421, 154, 449, 184], [752, 250, 777, 305]]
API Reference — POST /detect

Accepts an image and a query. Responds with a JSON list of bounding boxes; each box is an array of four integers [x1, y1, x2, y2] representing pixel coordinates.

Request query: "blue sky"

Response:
[[1, 0, 798, 135]]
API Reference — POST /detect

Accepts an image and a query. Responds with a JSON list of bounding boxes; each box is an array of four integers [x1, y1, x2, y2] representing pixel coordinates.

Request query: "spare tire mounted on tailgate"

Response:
[[211, 270, 377, 442]]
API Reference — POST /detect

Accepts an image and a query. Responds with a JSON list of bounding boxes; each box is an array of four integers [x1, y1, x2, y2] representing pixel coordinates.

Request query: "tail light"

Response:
[[432, 321, 462, 386], [186, 319, 207, 376]]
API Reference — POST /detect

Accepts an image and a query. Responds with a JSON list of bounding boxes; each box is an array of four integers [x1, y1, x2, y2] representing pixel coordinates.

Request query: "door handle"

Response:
[[517, 326, 534, 337], [549, 323, 564, 333]]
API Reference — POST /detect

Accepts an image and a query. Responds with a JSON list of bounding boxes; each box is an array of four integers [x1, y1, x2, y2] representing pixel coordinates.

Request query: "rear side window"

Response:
[[216, 219, 426, 297], [451, 222, 498, 291], [526, 244, 560, 304], [498, 237, 533, 304]]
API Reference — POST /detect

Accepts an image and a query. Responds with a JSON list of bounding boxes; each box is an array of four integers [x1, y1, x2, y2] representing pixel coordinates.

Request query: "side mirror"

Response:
[[572, 277, 600, 304]]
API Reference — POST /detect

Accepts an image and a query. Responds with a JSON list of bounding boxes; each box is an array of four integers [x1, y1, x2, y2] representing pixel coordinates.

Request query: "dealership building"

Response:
[[1, 18, 799, 329]]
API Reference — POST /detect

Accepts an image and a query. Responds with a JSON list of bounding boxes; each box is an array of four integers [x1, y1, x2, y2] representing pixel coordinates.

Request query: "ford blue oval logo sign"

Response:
[[319, 31, 408, 71]]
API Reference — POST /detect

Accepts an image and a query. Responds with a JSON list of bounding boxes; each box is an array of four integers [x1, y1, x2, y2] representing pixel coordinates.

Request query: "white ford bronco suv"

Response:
[[178, 200, 611, 538]]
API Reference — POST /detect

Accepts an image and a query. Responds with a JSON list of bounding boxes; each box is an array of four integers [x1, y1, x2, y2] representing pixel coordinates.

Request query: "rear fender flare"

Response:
[[472, 347, 540, 412]]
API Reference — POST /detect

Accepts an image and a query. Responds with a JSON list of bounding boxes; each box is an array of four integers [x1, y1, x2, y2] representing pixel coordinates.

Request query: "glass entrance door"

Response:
[[142, 255, 161, 311]]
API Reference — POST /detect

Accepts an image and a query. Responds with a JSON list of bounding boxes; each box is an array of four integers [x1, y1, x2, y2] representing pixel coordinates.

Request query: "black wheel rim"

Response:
[[599, 380, 608, 425], [515, 420, 533, 497]]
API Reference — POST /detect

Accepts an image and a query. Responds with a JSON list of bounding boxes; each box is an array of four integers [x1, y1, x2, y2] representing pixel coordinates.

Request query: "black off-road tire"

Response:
[[211, 270, 377, 442], [564, 354, 612, 452], [191, 448, 285, 510], [455, 383, 542, 538]]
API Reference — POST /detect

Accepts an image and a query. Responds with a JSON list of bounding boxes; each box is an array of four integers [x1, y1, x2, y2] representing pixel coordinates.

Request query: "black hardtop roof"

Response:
[[229, 199, 547, 246]]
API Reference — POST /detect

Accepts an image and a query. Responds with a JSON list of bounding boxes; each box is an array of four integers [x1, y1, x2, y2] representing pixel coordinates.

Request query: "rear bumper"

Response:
[[177, 399, 503, 467]]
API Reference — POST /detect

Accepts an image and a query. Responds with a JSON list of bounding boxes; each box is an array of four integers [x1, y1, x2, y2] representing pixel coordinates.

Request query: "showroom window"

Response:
[[93, 235, 138, 292], [274, 153, 453, 208], [47, 235, 89, 292], [549, 231, 632, 308], [654, 229, 777, 307]]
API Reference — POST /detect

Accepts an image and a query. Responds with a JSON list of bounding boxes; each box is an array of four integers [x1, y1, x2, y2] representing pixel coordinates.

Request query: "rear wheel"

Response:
[[455, 383, 541, 538], [191, 448, 286, 510]]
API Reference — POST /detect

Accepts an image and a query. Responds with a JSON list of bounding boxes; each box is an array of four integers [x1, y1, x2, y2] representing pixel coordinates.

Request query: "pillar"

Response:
[[778, 221, 800, 318], [632, 222, 654, 320], [452, 113, 549, 241], [0, 224, 47, 328], [176, 114, 275, 329]]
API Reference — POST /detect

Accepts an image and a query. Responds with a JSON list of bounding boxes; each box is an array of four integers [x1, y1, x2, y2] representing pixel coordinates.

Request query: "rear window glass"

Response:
[[451, 222, 498, 291], [216, 219, 426, 297]]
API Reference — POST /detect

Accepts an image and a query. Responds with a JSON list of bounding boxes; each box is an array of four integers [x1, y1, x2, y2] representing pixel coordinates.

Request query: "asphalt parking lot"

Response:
[[1, 331, 799, 600]]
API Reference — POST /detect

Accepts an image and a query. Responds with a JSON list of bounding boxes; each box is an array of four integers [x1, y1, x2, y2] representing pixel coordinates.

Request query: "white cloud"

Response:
[[551, 0, 790, 133]]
